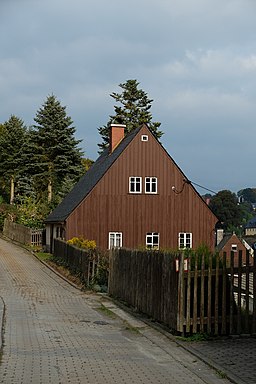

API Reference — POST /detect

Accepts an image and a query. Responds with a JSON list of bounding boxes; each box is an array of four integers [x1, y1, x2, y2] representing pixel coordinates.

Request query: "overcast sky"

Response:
[[1, 0, 256, 194]]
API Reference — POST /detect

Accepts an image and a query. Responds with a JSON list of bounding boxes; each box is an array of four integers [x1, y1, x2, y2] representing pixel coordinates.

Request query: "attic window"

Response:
[[231, 244, 237, 252], [141, 135, 148, 142]]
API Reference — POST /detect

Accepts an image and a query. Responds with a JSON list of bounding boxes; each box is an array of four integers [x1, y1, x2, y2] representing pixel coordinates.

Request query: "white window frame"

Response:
[[129, 177, 142, 193], [231, 244, 237, 252], [146, 232, 160, 249], [145, 177, 157, 194], [108, 232, 122, 249], [141, 135, 148, 142], [178, 233, 192, 249]]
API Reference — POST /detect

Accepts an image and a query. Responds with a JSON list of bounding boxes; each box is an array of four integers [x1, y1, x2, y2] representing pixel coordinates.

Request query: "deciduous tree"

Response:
[[209, 190, 243, 230]]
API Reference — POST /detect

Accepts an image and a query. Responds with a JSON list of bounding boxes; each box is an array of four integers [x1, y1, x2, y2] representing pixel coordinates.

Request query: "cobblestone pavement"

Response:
[[182, 337, 256, 384], [0, 237, 231, 384]]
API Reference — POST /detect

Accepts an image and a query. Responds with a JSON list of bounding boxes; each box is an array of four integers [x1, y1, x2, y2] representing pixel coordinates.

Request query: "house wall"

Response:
[[65, 126, 217, 250], [245, 228, 256, 236]]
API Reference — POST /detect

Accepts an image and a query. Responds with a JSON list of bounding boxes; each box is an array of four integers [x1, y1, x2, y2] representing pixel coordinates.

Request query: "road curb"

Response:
[[0, 296, 5, 353]]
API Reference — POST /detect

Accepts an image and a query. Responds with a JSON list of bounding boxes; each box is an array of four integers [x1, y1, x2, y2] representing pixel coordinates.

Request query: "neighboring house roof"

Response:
[[215, 234, 233, 252], [45, 126, 141, 223], [245, 216, 256, 229], [215, 233, 246, 252]]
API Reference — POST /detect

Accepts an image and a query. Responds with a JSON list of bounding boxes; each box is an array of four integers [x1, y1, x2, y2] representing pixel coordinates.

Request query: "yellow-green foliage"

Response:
[[67, 237, 96, 250]]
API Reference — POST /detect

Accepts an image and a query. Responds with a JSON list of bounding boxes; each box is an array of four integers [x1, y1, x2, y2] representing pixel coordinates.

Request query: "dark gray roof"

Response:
[[45, 126, 141, 223], [215, 234, 232, 251], [245, 216, 256, 228]]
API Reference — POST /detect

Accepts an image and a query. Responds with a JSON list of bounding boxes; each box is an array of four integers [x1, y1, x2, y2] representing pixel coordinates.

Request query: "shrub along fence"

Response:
[[53, 238, 109, 289], [109, 248, 256, 336]]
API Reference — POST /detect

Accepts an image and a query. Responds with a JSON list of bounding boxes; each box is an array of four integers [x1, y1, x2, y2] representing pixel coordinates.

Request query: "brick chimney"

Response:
[[110, 124, 126, 153]]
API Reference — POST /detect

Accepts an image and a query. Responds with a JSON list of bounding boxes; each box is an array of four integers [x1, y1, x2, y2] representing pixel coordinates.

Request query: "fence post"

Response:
[[177, 252, 185, 334], [253, 249, 256, 334], [200, 253, 205, 333], [221, 252, 227, 335], [186, 256, 191, 333], [192, 253, 198, 333], [229, 251, 234, 335], [207, 253, 212, 334], [237, 250, 242, 335], [245, 250, 250, 333], [214, 253, 219, 335]]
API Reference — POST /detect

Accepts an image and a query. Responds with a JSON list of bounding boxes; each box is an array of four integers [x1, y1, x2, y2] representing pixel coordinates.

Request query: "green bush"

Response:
[[67, 236, 96, 250]]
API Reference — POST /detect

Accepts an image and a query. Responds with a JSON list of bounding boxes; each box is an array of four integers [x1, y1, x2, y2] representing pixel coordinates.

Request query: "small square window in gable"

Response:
[[231, 244, 237, 252], [141, 135, 148, 142]]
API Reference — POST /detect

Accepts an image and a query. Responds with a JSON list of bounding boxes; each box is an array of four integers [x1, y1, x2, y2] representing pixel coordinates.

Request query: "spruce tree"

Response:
[[0, 115, 28, 203], [98, 79, 163, 152], [32, 95, 83, 203]]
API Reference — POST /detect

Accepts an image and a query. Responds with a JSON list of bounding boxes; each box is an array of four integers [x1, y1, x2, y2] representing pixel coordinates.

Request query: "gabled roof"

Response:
[[216, 233, 244, 252], [245, 216, 256, 228], [216, 234, 232, 251], [45, 126, 141, 223], [46, 123, 217, 224]]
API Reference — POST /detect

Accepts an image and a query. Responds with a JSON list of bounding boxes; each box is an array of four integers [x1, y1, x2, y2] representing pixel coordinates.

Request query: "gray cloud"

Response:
[[1, 0, 256, 193]]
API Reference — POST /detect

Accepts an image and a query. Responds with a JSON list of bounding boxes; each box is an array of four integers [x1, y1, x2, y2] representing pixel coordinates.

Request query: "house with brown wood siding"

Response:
[[45, 124, 218, 252], [216, 231, 254, 266]]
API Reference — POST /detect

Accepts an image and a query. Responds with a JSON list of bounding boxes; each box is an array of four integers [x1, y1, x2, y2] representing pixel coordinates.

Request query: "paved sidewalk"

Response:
[[102, 298, 256, 384], [180, 337, 256, 384], [0, 237, 231, 384]]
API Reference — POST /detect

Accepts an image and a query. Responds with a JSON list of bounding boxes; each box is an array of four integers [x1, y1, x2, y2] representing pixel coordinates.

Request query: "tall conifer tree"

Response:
[[32, 95, 83, 203], [0, 115, 28, 203], [98, 79, 162, 152]]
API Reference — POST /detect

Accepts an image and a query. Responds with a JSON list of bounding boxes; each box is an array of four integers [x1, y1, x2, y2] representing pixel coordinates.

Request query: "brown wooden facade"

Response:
[[217, 233, 253, 266], [45, 124, 218, 251]]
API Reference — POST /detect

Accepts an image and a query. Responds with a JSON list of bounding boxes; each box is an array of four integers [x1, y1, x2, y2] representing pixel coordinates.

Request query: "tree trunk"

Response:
[[10, 176, 15, 205], [48, 179, 52, 203]]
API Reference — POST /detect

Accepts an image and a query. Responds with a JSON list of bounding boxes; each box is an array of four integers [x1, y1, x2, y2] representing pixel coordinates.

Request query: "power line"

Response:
[[187, 180, 217, 195], [172, 179, 217, 195]]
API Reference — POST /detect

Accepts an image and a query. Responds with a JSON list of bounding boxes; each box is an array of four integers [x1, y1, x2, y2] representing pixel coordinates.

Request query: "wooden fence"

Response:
[[3, 219, 43, 247], [109, 248, 256, 336], [109, 249, 179, 331], [177, 250, 256, 335], [53, 238, 108, 287]]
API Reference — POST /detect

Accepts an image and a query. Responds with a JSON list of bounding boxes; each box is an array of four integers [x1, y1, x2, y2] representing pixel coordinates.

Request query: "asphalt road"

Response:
[[0, 237, 231, 384]]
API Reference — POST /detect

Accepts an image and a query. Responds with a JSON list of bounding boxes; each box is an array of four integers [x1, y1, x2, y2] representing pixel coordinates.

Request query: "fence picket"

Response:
[[230, 251, 234, 335], [253, 250, 256, 334], [207, 254, 212, 334], [193, 254, 198, 333], [237, 250, 242, 335], [186, 258, 191, 333], [214, 254, 219, 335], [200, 254, 205, 333], [221, 252, 227, 335]]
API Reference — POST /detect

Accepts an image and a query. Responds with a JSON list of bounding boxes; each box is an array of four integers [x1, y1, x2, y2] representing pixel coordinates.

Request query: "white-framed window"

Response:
[[109, 232, 122, 249], [141, 135, 148, 142], [231, 244, 237, 252], [179, 233, 192, 249], [145, 177, 157, 194], [146, 232, 159, 249], [129, 177, 142, 193]]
